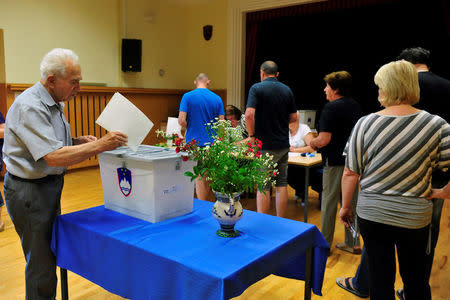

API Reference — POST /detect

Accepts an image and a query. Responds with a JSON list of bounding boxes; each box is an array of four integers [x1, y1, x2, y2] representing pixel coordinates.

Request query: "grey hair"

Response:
[[195, 73, 209, 82], [40, 48, 79, 80]]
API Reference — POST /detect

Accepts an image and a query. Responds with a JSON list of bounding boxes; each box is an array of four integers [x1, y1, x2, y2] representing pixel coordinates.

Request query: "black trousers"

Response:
[[4, 173, 64, 300], [358, 217, 431, 300]]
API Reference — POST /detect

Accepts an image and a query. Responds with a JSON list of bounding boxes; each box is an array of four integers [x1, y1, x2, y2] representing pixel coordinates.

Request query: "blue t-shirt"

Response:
[[0, 112, 4, 168], [179, 88, 224, 146]]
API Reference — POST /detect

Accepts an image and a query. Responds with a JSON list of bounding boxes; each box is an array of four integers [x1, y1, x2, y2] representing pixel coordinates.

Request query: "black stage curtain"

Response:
[[245, 0, 450, 115]]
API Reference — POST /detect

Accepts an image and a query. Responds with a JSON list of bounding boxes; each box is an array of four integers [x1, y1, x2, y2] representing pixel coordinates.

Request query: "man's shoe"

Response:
[[336, 243, 362, 254]]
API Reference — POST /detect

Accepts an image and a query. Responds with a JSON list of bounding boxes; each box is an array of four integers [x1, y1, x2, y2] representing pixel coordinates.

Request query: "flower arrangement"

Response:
[[155, 129, 182, 147], [175, 119, 278, 198]]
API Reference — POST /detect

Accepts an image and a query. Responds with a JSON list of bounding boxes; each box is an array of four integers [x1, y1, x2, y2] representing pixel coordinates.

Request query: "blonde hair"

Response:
[[374, 60, 420, 106]]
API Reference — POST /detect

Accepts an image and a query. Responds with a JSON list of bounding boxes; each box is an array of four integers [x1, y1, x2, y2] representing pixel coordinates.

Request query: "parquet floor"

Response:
[[0, 167, 448, 299]]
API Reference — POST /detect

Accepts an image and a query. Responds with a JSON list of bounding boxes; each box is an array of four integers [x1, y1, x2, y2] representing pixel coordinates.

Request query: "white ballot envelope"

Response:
[[166, 117, 183, 138], [96, 92, 154, 152]]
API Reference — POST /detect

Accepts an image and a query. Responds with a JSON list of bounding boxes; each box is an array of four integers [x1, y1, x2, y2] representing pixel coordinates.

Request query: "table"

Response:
[[51, 199, 329, 300], [288, 153, 323, 222]]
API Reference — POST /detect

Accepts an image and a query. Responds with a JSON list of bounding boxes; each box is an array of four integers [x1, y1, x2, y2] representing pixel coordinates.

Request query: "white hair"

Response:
[[40, 48, 79, 80]]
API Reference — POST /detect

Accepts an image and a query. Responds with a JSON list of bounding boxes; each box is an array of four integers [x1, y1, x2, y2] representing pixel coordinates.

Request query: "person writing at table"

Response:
[[339, 60, 450, 300], [3, 48, 128, 300], [287, 112, 317, 203]]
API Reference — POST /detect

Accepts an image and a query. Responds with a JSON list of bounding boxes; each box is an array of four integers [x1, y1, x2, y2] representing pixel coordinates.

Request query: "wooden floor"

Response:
[[0, 167, 448, 299]]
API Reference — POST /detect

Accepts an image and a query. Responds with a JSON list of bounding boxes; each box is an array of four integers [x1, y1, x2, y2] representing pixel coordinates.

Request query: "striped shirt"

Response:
[[344, 110, 450, 228]]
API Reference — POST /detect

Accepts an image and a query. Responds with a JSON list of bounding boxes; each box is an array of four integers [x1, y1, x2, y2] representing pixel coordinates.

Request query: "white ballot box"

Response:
[[98, 145, 195, 223]]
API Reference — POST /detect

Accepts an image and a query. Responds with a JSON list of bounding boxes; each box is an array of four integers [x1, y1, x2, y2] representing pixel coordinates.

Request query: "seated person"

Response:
[[288, 115, 322, 203], [225, 105, 249, 142]]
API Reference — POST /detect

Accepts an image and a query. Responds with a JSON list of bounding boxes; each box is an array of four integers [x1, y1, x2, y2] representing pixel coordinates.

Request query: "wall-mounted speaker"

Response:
[[121, 39, 142, 72]]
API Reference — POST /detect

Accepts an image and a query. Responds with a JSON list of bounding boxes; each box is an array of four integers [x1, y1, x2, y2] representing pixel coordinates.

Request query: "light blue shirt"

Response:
[[3, 82, 72, 179]]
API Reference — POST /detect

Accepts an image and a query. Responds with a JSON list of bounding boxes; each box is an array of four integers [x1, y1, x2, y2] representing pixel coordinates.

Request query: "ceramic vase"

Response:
[[212, 192, 243, 237]]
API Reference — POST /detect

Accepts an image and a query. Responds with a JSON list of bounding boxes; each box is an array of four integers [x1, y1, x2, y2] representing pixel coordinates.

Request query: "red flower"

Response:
[[175, 147, 180, 153], [248, 148, 254, 153], [255, 151, 261, 158], [182, 156, 189, 161], [272, 170, 278, 176], [175, 139, 182, 146]]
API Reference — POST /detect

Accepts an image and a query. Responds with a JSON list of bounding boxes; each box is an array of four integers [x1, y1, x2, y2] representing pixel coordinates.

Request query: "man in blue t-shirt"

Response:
[[178, 73, 224, 200], [245, 61, 298, 218], [0, 112, 4, 232]]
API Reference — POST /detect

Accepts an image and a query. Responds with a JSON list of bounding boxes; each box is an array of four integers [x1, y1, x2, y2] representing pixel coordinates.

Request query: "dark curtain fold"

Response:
[[244, 0, 403, 104]]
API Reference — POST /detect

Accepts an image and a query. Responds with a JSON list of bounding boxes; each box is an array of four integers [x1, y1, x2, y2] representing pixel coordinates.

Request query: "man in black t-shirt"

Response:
[[245, 61, 298, 217]]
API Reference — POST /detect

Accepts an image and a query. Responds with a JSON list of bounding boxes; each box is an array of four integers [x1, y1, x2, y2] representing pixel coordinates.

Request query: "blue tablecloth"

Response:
[[51, 199, 328, 300]]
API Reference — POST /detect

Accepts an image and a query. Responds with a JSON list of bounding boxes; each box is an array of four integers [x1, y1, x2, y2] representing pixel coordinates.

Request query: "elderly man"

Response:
[[178, 73, 224, 201], [245, 61, 298, 218], [3, 48, 127, 300]]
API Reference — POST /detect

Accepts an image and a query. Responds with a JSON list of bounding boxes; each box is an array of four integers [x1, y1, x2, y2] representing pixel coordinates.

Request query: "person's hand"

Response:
[[289, 146, 295, 152], [426, 188, 449, 200], [74, 135, 97, 145], [97, 131, 128, 151], [339, 206, 353, 229]]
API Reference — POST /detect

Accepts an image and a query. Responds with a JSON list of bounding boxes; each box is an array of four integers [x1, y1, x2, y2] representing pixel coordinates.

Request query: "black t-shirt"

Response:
[[247, 77, 297, 150], [416, 71, 450, 185], [318, 96, 362, 165], [416, 72, 450, 123]]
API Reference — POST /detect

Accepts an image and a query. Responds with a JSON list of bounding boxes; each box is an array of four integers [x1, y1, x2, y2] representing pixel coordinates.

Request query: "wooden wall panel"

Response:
[[5, 84, 227, 170]]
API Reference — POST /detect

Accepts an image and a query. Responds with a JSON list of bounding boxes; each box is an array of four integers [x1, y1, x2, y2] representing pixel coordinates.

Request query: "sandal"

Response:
[[336, 243, 362, 254], [336, 277, 369, 298], [396, 288, 405, 300]]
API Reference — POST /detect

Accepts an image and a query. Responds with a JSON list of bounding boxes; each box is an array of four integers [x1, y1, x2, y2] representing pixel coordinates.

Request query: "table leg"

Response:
[[61, 268, 68, 300], [303, 167, 310, 223], [304, 248, 312, 300]]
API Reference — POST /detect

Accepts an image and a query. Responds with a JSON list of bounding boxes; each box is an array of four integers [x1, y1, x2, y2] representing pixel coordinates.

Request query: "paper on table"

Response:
[[96, 92, 154, 152], [166, 117, 183, 138], [288, 152, 301, 157]]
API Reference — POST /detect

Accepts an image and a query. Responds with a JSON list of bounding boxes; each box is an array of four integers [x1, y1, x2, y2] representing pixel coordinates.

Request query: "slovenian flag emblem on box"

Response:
[[117, 167, 132, 197]]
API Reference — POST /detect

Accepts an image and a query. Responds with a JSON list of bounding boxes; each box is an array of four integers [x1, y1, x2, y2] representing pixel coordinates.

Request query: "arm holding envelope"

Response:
[[72, 135, 97, 144], [44, 131, 128, 167]]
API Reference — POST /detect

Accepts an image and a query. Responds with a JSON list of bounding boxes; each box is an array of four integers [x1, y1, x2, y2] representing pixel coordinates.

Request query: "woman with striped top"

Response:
[[339, 60, 450, 300]]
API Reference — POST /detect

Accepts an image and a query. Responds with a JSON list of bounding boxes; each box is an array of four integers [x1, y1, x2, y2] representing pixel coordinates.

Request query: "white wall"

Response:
[[0, 0, 227, 89], [0, 0, 121, 86]]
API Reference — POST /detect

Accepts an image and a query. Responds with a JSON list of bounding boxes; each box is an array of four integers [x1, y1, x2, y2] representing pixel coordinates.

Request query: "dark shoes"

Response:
[[336, 243, 362, 254], [336, 277, 369, 298], [396, 288, 405, 300]]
